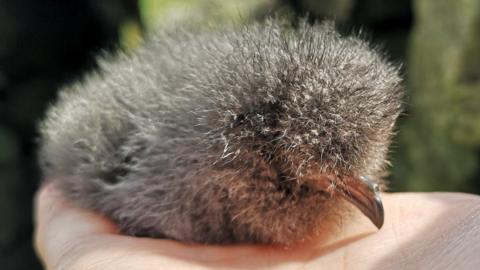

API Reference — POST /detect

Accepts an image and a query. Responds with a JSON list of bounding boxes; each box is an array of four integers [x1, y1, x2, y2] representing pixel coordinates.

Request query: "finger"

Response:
[[34, 182, 117, 269]]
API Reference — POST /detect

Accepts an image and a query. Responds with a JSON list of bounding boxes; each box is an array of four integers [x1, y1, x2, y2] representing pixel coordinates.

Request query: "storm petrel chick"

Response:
[[39, 19, 403, 244]]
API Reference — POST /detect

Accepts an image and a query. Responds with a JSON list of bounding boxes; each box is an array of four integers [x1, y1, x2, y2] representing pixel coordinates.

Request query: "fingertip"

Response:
[[34, 180, 119, 269], [34, 181, 67, 266], [34, 181, 65, 229], [35, 180, 117, 235]]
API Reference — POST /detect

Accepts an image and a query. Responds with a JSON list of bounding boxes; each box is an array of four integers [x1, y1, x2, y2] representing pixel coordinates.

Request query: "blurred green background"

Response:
[[0, 0, 478, 269]]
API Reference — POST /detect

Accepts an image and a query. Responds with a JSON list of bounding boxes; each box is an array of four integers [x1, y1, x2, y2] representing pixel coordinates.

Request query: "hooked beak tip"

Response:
[[371, 194, 384, 229], [338, 176, 385, 230]]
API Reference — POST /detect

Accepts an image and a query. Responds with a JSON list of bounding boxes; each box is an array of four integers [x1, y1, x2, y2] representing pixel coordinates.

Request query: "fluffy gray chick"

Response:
[[39, 20, 404, 245]]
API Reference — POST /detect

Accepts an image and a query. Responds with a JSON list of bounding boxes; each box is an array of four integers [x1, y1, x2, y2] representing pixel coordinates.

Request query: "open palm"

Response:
[[35, 183, 480, 270]]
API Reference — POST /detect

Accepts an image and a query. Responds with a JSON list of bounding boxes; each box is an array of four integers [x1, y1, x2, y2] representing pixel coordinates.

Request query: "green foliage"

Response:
[[391, 0, 480, 192], [139, 0, 274, 29]]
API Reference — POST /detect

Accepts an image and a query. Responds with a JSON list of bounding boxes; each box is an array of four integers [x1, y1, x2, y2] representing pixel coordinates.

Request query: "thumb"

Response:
[[34, 182, 117, 269]]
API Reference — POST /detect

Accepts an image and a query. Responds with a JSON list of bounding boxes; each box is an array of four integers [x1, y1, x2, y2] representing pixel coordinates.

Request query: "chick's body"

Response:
[[39, 20, 403, 244]]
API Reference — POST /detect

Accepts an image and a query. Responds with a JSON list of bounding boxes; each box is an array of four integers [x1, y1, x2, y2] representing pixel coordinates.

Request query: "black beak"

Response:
[[337, 176, 384, 229]]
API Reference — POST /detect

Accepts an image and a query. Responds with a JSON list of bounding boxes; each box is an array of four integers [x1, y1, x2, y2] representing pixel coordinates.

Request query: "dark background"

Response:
[[0, 0, 478, 269]]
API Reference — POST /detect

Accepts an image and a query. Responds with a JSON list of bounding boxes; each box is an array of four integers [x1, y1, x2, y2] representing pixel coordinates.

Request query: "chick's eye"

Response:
[[300, 184, 311, 194]]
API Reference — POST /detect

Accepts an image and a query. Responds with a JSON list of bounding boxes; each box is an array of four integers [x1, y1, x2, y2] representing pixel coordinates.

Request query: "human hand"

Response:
[[35, 183, 480, 270]]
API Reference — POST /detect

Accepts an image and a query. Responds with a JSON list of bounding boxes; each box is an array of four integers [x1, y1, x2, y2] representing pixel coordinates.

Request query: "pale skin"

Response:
[[35, 183, 480, 270]]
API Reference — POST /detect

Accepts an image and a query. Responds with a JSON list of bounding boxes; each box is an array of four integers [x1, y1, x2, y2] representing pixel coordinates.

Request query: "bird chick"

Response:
[[39, 19, 404, 245]]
